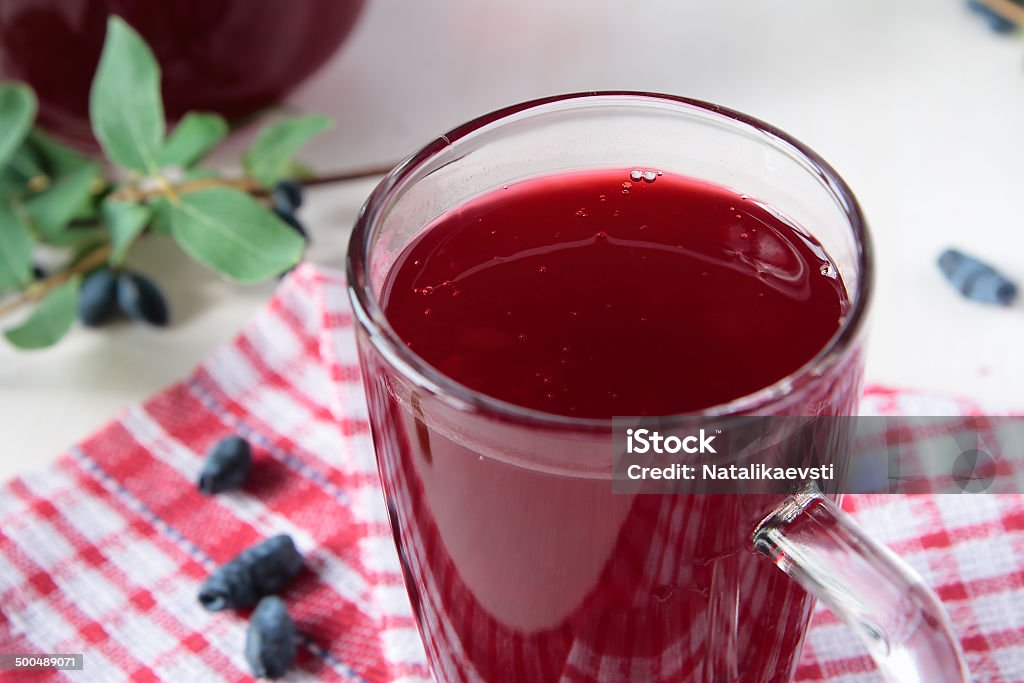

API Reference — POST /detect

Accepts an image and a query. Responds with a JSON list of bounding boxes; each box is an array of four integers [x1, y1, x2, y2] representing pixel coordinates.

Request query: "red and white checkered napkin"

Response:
[[1, 264, 1022, 683]]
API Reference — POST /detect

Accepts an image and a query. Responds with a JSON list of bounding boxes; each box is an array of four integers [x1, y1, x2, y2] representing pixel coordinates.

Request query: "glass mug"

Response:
[[347, 93, 968, 682]]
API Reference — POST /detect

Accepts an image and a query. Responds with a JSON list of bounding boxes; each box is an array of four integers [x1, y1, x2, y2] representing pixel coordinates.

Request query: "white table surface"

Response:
[[2, 0, 1023, 484]]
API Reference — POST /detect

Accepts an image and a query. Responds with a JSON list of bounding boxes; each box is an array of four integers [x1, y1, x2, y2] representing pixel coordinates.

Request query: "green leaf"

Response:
[[183, 166, 219, 181], [242, 114, 331, 186], [149, 168, 217, 235], [23, 162, 99, 237], [88, 16, 165, 173], [0, 83, 36, 168], [49, 226, 106, 250], [5, 139, 46, 181], [0, 202, 33, 290], [29, 130, 92, 177], [159, 112, 228, 167], [4, 277, 79, 349], [0, 167, 27, 200], [281, 160, 317, 181], [170, 187, 304, 282], [103, 199, 151, 264], [149, 198, 173, 234], [0, 131, 93, 203], [0, 180, 21, 201]]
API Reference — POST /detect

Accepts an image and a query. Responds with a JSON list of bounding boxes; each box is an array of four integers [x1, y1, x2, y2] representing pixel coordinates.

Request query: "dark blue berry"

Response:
[[245, 596, 297, 679], [77, 267, 119, 327], [938, 248, 1018, 305], [967, 0, 1017, 33], [272, 180, 304, 212], [198, 534, 303, 611], [273, 207, 308, 241], [198, 436, 252, 495], [32, 264, 46, 280], [116, 272, 169, 326]]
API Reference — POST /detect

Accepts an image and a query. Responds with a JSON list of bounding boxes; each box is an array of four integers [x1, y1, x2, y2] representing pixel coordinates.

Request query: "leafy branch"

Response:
[[0, 16, 386, 350], [0, 243, 111, 320]]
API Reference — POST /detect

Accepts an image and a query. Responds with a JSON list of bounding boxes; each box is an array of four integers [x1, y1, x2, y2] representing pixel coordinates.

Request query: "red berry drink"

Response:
[[383, 169, 847, 417], [361, 168, 863, 682], [0, 0, 365, 147]]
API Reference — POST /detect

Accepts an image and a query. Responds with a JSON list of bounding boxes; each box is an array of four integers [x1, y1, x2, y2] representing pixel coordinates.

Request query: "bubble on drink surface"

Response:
[[502, 184, 509, 190], [423, 308, 432, 317], [598, 194, 607, 202], [629, 170, 643, 182], [575, 208, 588, 218], [621, 182, 632, 194], [642, 171, 657, 183], [421, 286, 434, 296], [538, 265, 548, 273]]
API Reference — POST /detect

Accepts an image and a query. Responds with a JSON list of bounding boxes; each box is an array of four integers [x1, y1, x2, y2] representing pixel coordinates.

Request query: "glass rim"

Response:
[[346, 91, 874, 430]]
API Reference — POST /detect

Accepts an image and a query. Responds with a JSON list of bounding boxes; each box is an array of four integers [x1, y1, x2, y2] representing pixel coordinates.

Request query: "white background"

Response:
[[2, 0, 1023, 482]]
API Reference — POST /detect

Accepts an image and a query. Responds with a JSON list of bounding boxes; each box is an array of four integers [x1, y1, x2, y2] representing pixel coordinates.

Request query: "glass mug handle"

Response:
[[754, 488, 970, 682]]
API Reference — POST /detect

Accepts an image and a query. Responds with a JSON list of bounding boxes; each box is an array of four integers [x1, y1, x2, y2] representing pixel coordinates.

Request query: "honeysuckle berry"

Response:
[[938, 248, 1018, 305], [272, 180, 304, 212], [198, 436, 252, 495], [245, 596, 298, 679], [198, 534, 303, 611], [78, 267, 119, 327], [116, 271, 169, 326]]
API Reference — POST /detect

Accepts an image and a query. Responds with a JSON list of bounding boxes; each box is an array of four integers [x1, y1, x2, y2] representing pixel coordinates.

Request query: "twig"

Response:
[[0, 244, 111, 319], [107, 163, 396, 203], [977, 0, 1024, 26], [2, 163, 397, 320], [110, 177, 262, 203], [300, 163, 395, 187]]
